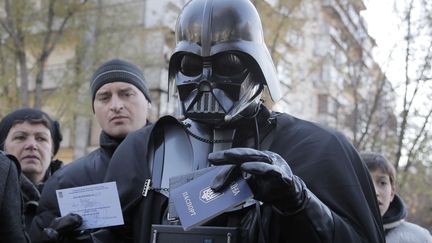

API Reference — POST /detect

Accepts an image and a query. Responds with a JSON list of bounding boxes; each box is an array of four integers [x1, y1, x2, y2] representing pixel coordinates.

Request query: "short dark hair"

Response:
[[11, 116, 52, 129], [0, 108, 63, 156], [360, 151, 396, 187]]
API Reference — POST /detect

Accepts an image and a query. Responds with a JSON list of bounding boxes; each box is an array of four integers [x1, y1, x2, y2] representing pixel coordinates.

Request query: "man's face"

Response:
[[370, 169, 395, 216], [93, 82, 150, 138], [4, 122, 53, 183]]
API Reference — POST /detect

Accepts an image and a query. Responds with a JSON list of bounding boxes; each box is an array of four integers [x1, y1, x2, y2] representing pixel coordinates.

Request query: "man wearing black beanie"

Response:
[[90, 59, 152, 110], [30, 58, 152, 242]]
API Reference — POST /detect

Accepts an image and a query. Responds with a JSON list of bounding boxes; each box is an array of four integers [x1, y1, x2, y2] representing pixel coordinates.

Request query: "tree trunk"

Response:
[[34, 59, 46, 109], [16, 49, 29, 107]]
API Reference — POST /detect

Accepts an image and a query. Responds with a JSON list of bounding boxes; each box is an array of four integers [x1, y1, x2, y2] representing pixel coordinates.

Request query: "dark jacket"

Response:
[[0, 152, 30, 243], [104, 107, 385, 243], [21, 159, 63, 232], [383, 194, 432, 242], [29, 131, 122, 243], [21, 174, 42, 232]]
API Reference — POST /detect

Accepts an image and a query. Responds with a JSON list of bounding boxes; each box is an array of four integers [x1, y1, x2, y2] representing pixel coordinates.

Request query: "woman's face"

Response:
[[4, 121, 53, 184]]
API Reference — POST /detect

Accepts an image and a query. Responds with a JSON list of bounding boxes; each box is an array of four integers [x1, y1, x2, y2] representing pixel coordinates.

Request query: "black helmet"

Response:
[[169, 0, 281, 126]]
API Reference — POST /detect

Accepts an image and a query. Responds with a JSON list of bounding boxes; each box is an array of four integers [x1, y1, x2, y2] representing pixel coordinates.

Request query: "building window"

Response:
[[318, 94, 329, 114]]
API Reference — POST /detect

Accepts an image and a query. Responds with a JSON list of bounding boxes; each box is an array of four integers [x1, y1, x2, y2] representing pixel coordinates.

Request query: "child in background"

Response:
[[360, 151, 432, 243]]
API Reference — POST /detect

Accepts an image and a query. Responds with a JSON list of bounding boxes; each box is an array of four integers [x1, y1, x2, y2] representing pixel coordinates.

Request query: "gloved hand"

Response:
[[41, 213, 82, 242], [209, 148, 308, 214]]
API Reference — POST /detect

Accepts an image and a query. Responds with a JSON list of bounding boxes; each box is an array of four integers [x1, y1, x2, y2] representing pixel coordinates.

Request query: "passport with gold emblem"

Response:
[[170, 165, 253, 231]]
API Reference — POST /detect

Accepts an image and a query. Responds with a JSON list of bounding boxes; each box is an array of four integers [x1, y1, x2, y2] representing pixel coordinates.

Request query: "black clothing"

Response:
[[21, 174, 42, 232], [0, 152, 30, 243], [104, 107, 385, 242], [29, 131, 122, 243], [21, 159, 63, 232]]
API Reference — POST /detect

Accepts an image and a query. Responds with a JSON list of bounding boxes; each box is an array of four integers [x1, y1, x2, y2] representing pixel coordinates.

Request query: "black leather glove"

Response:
[[41, 213, 82, 242], [209, 148, 308, 214]]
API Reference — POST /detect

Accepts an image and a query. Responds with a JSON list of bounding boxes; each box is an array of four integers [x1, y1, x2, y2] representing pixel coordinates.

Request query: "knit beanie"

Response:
[[90, 59, 151, 108], [0, 108, 63, 156]]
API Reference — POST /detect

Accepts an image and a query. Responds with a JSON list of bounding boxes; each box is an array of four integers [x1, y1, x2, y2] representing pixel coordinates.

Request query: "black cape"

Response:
[[105, 108, 385, 242]]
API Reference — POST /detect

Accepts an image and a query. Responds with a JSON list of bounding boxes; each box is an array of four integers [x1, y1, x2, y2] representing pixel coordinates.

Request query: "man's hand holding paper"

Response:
[[55, 182, 124, 230]]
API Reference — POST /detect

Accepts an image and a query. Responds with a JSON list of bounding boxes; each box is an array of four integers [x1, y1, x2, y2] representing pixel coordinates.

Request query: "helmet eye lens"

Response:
[[179, 53, 246, 77], [180, 54, 202, 76], [213, 53, 246, 76]]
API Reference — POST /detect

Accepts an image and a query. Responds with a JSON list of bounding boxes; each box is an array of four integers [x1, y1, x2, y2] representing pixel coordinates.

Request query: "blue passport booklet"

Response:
[[171, 166, 253, 231]]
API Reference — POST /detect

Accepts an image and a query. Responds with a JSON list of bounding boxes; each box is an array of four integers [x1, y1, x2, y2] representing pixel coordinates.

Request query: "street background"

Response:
[[0, 0, 430, 230]]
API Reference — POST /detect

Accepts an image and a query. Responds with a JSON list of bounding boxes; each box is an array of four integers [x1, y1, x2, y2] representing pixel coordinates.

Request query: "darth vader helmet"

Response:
[[169, 0, 281, 127]]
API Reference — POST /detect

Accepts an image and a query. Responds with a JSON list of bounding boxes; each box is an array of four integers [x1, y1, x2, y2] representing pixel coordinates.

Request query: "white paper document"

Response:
[[56, 182, 124, 230]]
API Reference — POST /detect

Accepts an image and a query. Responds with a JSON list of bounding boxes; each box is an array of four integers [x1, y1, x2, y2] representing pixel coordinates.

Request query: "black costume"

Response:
[[29, 131, 123, 242], [104, 107, 384, 242], [104, 0, 385, 242]]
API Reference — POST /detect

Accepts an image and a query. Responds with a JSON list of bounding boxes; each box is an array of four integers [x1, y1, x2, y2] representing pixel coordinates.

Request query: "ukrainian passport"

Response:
[[170, 165, 253, 231]]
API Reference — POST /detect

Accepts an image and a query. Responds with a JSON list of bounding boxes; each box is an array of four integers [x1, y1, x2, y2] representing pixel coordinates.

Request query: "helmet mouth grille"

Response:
[[191, 92, 224, 114]]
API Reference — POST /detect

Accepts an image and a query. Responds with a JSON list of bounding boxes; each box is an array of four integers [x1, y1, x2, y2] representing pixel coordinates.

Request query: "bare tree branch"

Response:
[[395, 0, 415, 169], [403, 107, 432, 173], [34, 1, 87, 108]]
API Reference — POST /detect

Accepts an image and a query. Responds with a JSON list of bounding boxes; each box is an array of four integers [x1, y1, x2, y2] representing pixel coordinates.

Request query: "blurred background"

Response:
[[0, 0, 430, 230]]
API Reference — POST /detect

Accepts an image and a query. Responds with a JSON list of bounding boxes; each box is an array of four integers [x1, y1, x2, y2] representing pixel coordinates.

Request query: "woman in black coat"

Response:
[[0, 108, 63, 231]]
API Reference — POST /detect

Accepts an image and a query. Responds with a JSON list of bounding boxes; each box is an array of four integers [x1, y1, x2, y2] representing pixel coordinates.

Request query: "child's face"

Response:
[[370, 169, 395, 216]]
